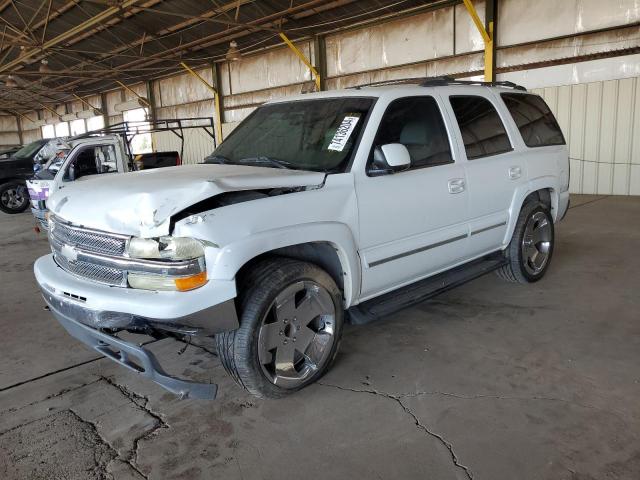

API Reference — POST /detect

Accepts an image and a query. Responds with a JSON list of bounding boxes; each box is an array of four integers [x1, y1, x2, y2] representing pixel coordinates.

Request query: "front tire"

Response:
[[216, 258, 344, 398], [0, 181, 29, 214], [496, 201, 554, 283]]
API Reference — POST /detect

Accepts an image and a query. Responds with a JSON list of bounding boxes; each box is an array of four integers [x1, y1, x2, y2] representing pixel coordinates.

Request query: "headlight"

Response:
[[126, 236, 207, 291], [127, 236, 204, 261]]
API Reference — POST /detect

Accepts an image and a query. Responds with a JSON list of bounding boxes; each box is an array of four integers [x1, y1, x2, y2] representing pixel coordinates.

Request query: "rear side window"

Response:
[[449, 96, 512, 159], [371, 96, 453, 170], [501, 93, 565, 147]]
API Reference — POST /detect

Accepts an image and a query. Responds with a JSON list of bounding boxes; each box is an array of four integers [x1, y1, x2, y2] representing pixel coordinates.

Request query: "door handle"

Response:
[[508, 166, 522, 180], [448, 178, 466, 194]]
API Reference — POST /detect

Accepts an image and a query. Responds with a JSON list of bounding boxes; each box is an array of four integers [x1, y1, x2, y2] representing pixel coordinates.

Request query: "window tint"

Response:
[[211, 97, 374, 173], [370, 96, 453, 171], [501, 93, 565, 147], [449, 96, 512, 159]]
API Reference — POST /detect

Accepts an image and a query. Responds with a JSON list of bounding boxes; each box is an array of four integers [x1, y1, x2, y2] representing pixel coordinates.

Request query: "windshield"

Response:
[[14, 140, 46, 159], [32, 151, 69, 180], [206, 97, 374, 172]]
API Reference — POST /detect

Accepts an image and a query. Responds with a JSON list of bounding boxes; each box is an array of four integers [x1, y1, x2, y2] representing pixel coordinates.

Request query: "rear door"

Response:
[[443, 90, 524, 257], [355, 95, 469, 299]]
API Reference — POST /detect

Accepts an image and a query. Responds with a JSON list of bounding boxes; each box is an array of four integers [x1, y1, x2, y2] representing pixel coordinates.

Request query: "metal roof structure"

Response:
[[0, 0, 456, 113]]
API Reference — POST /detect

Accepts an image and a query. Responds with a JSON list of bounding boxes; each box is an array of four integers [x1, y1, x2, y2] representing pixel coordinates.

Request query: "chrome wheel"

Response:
[[1, 186, 26, 211], [521, 211, 552, 276], [257, 280, 336, 389]]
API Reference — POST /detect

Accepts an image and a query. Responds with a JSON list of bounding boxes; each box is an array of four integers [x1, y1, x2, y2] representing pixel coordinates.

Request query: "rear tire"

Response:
[[496, 201, 554, 284], [216, 258, 344, 398], [0, 181, 29, 214]]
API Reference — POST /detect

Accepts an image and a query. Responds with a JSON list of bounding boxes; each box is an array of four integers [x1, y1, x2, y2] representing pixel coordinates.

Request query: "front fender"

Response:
[[207, 222, 361, 308]]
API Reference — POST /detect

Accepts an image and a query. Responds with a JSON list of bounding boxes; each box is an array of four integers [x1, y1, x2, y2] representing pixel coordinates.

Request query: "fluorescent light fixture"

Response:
[[61, 113, 77, 121], [31, 119, 46, 127], [114, 98, 148, 112], [76, 109, 101, 119]]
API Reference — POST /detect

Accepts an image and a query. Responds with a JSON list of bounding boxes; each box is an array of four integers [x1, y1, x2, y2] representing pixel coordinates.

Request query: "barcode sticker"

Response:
[[327, 115, 360, 152]]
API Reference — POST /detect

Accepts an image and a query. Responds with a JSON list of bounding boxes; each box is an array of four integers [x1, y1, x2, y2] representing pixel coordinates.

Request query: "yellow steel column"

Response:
[[115, 80, 151, 108], [279, 32, 321, 91], [180, 62, 223, 144], [462, 0, 493, 81], [485, 21, 494, 81]]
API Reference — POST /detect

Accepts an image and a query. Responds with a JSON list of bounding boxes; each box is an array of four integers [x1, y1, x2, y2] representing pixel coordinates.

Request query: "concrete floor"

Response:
[[1, 194, 639, 480]]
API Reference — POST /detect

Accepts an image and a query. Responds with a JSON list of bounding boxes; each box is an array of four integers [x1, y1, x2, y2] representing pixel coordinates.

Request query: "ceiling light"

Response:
[[225, 41, 242, 62], [5, 76, 17, 88], [39, 59, 52, 75]]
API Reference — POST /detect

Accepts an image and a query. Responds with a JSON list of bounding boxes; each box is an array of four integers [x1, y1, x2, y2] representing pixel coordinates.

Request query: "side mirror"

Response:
[[369, 143, 411, 176]]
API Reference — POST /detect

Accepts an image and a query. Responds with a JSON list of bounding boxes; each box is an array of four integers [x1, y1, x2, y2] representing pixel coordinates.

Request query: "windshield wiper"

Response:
[[237, 156, 296, 169], [203, 154, 231, 165]]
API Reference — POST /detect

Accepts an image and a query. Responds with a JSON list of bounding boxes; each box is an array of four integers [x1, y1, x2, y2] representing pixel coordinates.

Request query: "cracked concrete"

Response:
[[318, 382, 474, 479], [1, 194, 640, 479]]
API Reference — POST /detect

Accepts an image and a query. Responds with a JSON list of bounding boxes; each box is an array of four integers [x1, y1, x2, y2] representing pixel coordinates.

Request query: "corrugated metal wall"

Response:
[[152, 128, 215, 165], [534, 77, 640, 195]]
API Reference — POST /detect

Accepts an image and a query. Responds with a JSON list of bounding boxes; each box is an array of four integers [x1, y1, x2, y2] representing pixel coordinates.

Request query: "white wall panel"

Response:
[[454, 1, 485, 54], [0, 133, 20, 146], [533, 76, 640, 195], [152, 128, 215, 165], [156, 69, 215, 107], [224, 42, 313, 95], [325, 8, 454, 77], [499, 0, 640, 46], [498, 54, 640, 89], [22, 128, 41, 144]]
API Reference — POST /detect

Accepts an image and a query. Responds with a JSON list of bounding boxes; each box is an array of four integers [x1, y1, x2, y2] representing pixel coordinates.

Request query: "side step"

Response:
[[347, 254, 507, 325]]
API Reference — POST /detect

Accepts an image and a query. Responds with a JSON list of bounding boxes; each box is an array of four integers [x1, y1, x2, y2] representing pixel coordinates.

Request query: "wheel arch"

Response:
[[504, 179, 559, 245], [207, 223, 361, 308]]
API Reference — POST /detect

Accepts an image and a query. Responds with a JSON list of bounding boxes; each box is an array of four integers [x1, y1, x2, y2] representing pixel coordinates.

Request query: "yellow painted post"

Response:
[[484, 21, 494, 81], [115, 80, 151, 108], [179, 61, 224, 144], [279, 32, 321, 91], [462, 0, 493, 81], [39, 102, 63, 120], [73, 93, 103, 114]]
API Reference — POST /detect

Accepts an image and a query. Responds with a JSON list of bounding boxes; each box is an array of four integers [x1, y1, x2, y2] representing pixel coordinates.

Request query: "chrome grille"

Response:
[[49, 216, 130, 287], [54, 252, 127, 287], [50, 218, 127, 256]]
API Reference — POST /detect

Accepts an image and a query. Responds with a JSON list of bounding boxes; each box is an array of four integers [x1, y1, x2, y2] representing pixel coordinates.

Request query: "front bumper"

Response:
[[42, 289, 217, 399], [31, 206, 49, 231], [34, 254, 238, 335]]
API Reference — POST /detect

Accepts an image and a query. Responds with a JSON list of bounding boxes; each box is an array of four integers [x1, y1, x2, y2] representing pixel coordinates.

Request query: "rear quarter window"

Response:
[[449, 95, 513, 160], [501, 93, 565, 147]]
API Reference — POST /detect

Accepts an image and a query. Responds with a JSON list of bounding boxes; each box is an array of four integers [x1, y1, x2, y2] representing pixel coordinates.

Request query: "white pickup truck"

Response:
[[35, 79, 569, 399], [27, 134, 181, 231]]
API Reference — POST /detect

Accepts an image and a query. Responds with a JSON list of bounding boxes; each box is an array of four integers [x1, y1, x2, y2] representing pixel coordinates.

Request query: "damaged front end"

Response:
[[41, 286, 219, 399]]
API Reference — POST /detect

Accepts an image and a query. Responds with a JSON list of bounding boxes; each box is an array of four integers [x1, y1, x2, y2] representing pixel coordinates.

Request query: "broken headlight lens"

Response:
[[127, 236, 205, 261]]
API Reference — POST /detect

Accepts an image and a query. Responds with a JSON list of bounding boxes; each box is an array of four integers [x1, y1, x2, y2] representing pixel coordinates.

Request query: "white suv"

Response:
[[35, 79, 570, 399]]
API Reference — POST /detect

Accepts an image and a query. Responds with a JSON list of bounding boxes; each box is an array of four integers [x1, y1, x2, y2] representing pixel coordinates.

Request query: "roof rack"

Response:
[[348, 77, 427, 89], [419, 76, 527, 91], [72, 117, 216, 164], [349, 75, 526, 91]]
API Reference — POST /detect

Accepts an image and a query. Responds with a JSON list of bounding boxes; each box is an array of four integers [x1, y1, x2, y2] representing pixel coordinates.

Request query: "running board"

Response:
[[347, 254, 507, 325]]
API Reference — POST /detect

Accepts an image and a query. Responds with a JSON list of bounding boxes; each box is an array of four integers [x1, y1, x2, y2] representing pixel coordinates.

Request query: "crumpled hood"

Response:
[[48, 164, 325, 237]]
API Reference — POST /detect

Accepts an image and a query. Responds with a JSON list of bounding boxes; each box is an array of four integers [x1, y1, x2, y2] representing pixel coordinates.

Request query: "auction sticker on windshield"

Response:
[[327, 115, 360, 152]]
